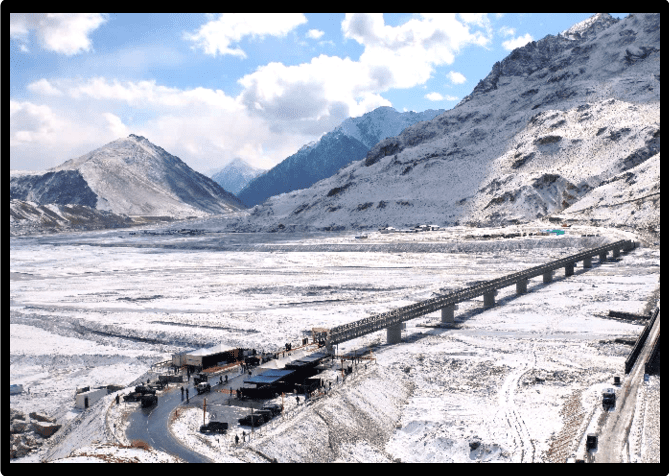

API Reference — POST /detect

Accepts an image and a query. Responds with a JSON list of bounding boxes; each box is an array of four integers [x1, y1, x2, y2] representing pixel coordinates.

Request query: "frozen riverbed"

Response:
[[9, 223, 659, 462]]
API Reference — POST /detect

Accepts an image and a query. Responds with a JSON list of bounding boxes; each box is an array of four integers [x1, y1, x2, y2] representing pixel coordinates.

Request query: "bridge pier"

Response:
[[483, 290, 497, 308], [565, 262, 574, 277], [599, 251, 608, 262], [612, 247, 621, 259], [386, 322, 402, 344], [583, 256, 592, 268], [543, 270, 553, 283], [516, 279, 528, 294], [441, 304, 458, 324]]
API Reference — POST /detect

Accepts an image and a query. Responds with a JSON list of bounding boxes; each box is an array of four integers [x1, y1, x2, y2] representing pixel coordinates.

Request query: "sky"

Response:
[[9, 13, 629, 173]]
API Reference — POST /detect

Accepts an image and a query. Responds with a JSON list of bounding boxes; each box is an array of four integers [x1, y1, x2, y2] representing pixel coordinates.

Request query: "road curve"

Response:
[[125, 385, 212, 463]]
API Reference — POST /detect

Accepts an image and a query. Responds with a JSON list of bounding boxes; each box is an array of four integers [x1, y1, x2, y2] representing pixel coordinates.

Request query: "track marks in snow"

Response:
[[499, 364, 536, 462]]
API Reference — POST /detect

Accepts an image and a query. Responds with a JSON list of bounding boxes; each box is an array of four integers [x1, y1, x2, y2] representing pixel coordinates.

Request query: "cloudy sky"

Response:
[[10, 13, 627, 173]]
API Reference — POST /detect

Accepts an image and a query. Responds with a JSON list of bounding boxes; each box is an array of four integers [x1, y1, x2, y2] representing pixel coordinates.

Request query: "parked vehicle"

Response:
[[238, 414, 264, 426], [123, 392, 143, 402], [200, 421, 228, 434], [134, 385, 156, 395], [586, 433, 598, 450], [262, 403, 283, 416], [193, 373, 208, 385], [196, 382, 211, 395], [255, 410, 273, 422]]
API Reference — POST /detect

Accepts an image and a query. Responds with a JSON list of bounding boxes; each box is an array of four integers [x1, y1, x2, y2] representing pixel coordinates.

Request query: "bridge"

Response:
[[323, 239, 637, 347]]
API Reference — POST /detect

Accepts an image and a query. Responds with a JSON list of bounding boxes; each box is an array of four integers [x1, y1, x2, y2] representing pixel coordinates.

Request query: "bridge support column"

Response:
[[441, 304, 458, 324], [386, 323, 402, 344], [543, 270, 553, 283], [516, 279, 528, 294], [583, 257, 592, 268], [483, 290, 497, 308], [565, 262, 574, 277], [599, 251, 608, 262], [612, 247, 620, 258]]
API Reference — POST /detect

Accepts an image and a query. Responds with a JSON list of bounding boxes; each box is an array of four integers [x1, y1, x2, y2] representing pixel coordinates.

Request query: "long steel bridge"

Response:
[[323, 239, 637, 347]]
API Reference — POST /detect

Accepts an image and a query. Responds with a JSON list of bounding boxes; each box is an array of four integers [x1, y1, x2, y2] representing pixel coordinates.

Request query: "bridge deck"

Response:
[[326, 240, 634, 346]]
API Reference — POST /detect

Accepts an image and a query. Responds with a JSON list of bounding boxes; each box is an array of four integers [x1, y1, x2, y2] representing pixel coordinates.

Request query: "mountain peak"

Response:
[[561, 13, 617, 39]]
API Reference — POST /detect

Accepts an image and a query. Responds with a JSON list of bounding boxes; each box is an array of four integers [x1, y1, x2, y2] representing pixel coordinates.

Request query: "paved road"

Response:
[[126, 368, 259, 463], [594, 310, 660, 462]]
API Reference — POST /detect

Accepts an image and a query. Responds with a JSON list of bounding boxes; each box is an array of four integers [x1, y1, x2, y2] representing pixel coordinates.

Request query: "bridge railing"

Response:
[[327, 240, 633, 345]]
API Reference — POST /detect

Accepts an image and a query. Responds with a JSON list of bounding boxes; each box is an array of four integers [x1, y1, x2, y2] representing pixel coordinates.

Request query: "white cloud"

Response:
[[306, 29, 324, 39], [446, 71, 466, 84], [10, 100, 64, 146], [27, 79, 63, 96], [184, 13, 307, 58], [67, 77, 241, 111], [425, 92, 458, 101], [102, 112, 129, 138], [9, 13, 107, 55], [499, 25, 516, 37], [502, 33, 534, 51]]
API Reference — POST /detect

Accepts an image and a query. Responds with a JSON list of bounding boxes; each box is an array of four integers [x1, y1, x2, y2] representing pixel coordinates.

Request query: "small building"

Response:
[[75, 388, 107, 409], [182, 343, 241, 369]]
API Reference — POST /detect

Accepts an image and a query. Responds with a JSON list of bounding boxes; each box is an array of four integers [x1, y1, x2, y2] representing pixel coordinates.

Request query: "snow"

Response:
[[11, 223, 658, 462]]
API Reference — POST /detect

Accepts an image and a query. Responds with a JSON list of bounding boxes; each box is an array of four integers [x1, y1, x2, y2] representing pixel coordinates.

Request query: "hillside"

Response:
[[232, 13, 659, 233], [236, 107, 445, 207], [10, 134, 246, 221]]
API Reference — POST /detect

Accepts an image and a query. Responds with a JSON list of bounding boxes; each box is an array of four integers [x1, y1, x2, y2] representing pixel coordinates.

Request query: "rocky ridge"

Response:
[[231, 13, 660, 233]]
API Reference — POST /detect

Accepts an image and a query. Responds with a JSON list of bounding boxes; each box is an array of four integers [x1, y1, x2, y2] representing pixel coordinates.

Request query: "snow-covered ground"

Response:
[[10, 224, 659, 462]]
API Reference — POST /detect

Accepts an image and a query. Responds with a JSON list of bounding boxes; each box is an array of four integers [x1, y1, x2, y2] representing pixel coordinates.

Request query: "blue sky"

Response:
[[9, 13, 628, 172]]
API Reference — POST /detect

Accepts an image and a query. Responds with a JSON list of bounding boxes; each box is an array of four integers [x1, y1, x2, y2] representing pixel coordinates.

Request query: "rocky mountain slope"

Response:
[[10, 134, 246, 220], [210, 158, 265, 195], [236, 107, 444, 207], [233, 13, 659, 233]]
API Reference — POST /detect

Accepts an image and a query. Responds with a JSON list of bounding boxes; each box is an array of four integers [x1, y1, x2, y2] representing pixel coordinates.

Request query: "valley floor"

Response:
[[9, 222, 660, 462]]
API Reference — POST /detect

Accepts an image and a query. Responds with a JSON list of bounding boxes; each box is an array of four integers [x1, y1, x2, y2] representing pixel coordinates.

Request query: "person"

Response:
[[186, 388, 189, 403], [242, 431, 246, 442], [235, 434, 239, 445], [219, 376, 223, 385], [180, 386, 184, 400], [296, 396, 300, 405], [116, 394, 120, 405], [225, 375, 228, 383]]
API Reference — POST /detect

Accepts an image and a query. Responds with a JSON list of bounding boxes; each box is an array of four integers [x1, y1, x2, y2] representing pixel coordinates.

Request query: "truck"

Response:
[[140, 395, 158, 407], [134, 385, 156, 395], [196, 382, 211, 395], [602, 388, 616, 409], [586, 433, 598, 450], [238, 414, 264, 427], [200, 421, 228, 434]]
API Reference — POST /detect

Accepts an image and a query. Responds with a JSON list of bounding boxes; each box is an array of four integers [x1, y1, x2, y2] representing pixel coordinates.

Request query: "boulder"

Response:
[[31, 421, 61, 438], [10, 419, 28, 434], [10, 408, 27, 422], [29, 411, 55, 423]]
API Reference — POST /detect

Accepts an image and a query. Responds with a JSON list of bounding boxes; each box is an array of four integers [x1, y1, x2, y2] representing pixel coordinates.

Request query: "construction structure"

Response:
[[321, 239, 636, 347]]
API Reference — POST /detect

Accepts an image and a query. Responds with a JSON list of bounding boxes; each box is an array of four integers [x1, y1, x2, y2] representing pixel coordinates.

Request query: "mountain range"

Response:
[[236, 107, 445, 207], [232, 13, 660, 233], [10, 134, 245, 220]]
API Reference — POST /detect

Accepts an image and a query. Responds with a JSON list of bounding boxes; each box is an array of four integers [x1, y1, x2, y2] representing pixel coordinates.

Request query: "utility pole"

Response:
[[203, 398, 206, 426]]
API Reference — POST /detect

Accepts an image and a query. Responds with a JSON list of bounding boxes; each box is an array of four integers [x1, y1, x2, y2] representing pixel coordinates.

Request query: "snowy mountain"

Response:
[[236, 107, 445, 207], [210, 158, 265, 195], [10, 134, 246, 219], [234, 13, 659, 233]]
